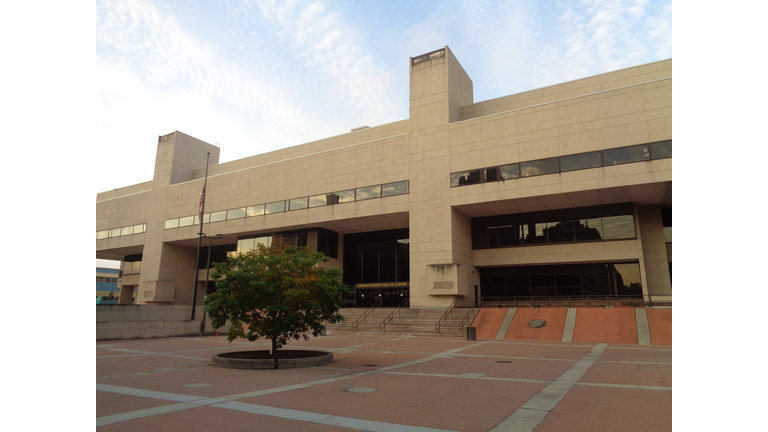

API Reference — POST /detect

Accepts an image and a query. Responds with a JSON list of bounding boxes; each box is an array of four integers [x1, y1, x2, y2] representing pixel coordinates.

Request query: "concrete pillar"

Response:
[[637, 205, 672, 298]]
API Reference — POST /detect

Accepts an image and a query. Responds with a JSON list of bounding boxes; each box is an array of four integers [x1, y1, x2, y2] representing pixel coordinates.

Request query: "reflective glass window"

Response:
[[575, 218, 603, 241], [227, 208, 246, 219], [210, 210, 227, 222], [246, 204, 265, 217], [178, 216, 194, 227], [164, 219, 179, 229], [499, 164, 520, 180], [97, 230, 109, 240], [332, 190, 355, 204], [309, 194, 328, 207], [560, 151, 603, 172], [603, 144, 650, 165], [288, 197, 309, 210], [265, 201, 285, 214], [121, 226, 133, 236], [133, 224, 145, 233], [602, 215, 636, 239], [521, 158, 559, 177], [451, 170, 482, 187], [664, 226, 672, 243], [484, 167, 500, 183], [650, 140, 672, 159], [193, 213, 210, 225], [612, 263, 642, 296], [356, 185, 381, 201], [546, 221, 575, 243], [131, 261, 141, 274], [254, 236, 272, 248], [523, 223, 547, 244], [382, 181, 409, 197], [237, 238, 255, 253]]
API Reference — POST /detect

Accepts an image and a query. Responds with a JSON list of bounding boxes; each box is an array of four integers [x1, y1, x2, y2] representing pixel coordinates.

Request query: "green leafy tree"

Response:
[[204, 237, 351, 355]]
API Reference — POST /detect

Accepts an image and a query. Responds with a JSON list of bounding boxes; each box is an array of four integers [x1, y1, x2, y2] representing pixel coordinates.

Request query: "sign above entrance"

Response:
[[355, 282, 409, 289]]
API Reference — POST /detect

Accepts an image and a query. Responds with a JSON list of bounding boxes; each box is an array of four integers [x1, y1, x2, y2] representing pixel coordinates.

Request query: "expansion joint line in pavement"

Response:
[[490, 342, 608, 432], [97, 340, 491, 431]]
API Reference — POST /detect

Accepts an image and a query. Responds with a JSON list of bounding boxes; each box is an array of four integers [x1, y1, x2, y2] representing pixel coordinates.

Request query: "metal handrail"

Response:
[[458, 299, 479, 332], [434, 299, 459, 334], [351, 298, 381, 332], [479, 294, 671, 308], [379, 298, 410, 332]]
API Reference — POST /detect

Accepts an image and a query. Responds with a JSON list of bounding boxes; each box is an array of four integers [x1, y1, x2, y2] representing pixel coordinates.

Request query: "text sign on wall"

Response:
[[433, 281, 454, 290], [355, 282, 409, 289]]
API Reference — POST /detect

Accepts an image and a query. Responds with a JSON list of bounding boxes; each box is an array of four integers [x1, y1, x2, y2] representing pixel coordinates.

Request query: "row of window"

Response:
[[96, 276, 118, 283], [164, 180, 409, 230], [96, 223, 147, 240], [479, 262, 643, 298], [451, 140, 671, 188], [472, 204, 637, 250], [480, 215, 635, 249]]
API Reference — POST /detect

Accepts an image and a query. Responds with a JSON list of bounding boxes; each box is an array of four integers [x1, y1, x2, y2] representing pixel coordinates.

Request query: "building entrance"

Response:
[[355, 283, 409, 307]]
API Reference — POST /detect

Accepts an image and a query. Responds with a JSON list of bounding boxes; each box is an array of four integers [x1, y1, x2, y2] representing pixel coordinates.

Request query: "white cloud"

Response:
[[95, 0, 406, 191]]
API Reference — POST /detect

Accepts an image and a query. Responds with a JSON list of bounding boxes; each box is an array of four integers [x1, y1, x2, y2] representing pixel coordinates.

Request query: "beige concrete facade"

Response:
[[96, 46, 672, 308]]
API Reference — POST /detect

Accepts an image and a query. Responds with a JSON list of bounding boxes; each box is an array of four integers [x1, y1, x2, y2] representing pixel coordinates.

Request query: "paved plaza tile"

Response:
[[96, 334, 672, 431]]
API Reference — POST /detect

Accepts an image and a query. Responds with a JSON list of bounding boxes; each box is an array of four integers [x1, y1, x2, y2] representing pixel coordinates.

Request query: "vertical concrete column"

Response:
[[636, 205, 672, 298], [407, 47, 476, 308], [134, 131, 221, 306]]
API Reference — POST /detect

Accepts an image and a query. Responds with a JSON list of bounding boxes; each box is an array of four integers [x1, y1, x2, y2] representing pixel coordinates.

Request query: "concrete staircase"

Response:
[[324, 307, 477, 338]]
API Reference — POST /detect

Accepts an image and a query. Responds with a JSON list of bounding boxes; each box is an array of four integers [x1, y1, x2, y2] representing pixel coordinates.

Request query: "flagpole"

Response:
[[191, 152, 210, 321]]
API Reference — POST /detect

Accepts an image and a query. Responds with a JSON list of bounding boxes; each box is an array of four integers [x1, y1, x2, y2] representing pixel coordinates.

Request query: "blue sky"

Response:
[[93, 0, 671, 269], [95, 0, 672, 195]]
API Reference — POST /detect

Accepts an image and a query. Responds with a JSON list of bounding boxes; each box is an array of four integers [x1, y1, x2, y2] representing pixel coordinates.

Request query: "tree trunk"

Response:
[[271, 336, 278, 356]]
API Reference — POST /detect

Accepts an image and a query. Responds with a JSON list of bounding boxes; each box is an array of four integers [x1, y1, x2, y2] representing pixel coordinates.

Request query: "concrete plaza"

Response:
[[96, 334, 671, 431]]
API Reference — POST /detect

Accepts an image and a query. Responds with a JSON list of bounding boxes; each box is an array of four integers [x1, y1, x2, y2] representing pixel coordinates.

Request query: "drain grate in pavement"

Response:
[[362, 364, 380, 367], [495, 361, 512, 363]]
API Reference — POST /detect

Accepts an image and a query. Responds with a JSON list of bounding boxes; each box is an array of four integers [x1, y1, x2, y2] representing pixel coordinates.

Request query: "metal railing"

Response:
[[435, 299, 459, 334], [457, 298, 480, 333], [379, 298, 410, 332], [351, 298, 381, 332], [479, 295, 671, 308]]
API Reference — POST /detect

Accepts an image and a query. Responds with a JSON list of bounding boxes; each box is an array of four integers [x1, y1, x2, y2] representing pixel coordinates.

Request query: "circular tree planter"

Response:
[[212, 350, 333, 370]]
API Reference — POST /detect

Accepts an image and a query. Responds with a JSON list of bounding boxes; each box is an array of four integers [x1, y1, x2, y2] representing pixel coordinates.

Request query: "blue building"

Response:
[[96, 267, 121, 304]]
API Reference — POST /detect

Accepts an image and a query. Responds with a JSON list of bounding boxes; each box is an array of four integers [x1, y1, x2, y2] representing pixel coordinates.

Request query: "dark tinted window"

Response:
[[650, 140, 672, 159], [484, 167, 500, 183], [499, 164, 520, 180], [560, 151, 602, 172], [521, 158, 559, 177], [603, 144, 650, 165], [451, 170, 481, 187]]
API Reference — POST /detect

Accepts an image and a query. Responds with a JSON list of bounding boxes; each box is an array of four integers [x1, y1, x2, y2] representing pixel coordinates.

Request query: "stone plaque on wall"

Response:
[[433, 281, 454, 290]]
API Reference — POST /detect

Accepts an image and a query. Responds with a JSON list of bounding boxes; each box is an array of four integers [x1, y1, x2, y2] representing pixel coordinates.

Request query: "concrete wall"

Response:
[[96, 305, 230, 341]]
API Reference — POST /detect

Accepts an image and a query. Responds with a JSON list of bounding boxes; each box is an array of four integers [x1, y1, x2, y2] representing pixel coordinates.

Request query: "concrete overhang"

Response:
[[162, 212, 411, 248], [452, 182, 671, 219]]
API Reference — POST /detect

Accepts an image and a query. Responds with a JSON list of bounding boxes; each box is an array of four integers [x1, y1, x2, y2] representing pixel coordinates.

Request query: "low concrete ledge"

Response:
[[212, 351, 333, 369], [96, 320, 231, 341]]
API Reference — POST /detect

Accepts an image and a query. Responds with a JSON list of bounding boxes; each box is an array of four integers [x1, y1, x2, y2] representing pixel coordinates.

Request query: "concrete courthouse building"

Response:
[[96, 47, 672, 309]]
